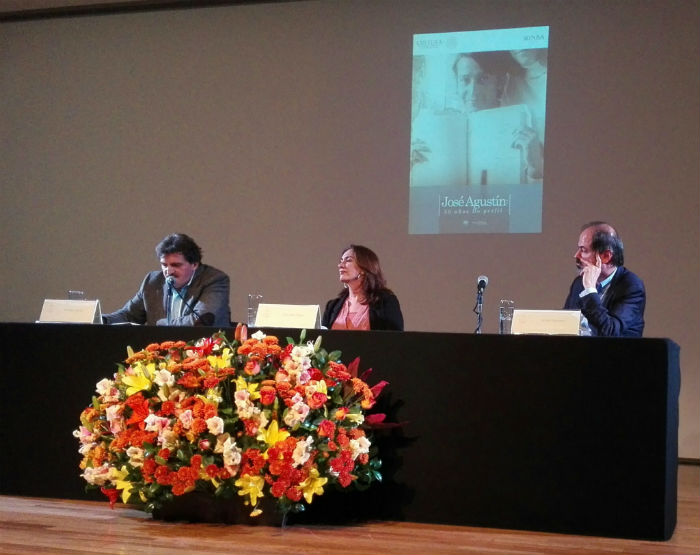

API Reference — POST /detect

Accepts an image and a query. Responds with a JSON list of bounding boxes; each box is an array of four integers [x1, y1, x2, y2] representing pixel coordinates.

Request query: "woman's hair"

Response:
[[338, 244, 393, 305]]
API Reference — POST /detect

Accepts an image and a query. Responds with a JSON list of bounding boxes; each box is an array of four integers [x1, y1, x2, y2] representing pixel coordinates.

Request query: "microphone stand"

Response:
[[474, 288, 484, 334], [167, 279, 211, 325], [166, 282, 173, 325]]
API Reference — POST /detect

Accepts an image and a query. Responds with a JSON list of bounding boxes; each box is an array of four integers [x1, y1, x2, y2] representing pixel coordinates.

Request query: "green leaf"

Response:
[[148, 483, 162, 495]]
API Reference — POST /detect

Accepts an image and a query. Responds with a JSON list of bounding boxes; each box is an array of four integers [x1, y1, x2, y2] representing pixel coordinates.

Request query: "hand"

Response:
[[580, 254, 603, 290], [511, 125, 543, 179]]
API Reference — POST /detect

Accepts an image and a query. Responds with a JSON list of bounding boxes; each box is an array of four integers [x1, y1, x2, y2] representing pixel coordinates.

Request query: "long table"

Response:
[[0, 323, 680, 540]]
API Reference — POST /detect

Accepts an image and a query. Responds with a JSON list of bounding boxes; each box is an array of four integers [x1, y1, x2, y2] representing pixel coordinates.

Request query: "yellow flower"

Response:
[[235, 376, 260, 400], [257, 420, 290, 446], [299, 468, 328, 504], [235, 474, 265, 506], [208, 347, 232, 369], [111, 466, 134, 504], [345, 412, 365, 424], [314, 379, 328, 395], [121, 373, 151, 396], [121, 361, 154, 395]]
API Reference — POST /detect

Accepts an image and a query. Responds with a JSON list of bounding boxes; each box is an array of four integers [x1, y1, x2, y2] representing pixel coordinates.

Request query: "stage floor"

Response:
[[1, 464, 698, 555]]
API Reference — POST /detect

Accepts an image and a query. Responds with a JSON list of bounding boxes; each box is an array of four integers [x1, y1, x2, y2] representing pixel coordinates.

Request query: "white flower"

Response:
[[73, 425, 96, 445], [235, 389, 260, 419], [178, 409, 194, 429], [144, 414, 171, 433], [96, 378, 114, 395], [206, 416, 224, 435], [292, 436, 314, 467], [153, 369, 174, 387], [215, 433, 242, 470], [126, 446, 144, 467], [105, 404, 124, 434], [349, 436, 371, 460], [96, 378, 119, 402], [159, 429, 179, 450], [283, 393, 310, 428], [81, 464, 111, 486], [251, 330, 267, 340]]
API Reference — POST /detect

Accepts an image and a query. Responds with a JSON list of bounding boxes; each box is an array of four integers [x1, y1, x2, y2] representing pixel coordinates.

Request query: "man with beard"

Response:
[[563, 221, 645, 337]]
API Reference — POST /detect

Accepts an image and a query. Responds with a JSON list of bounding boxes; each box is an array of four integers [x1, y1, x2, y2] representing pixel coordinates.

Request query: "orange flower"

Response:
[[191, 418, 207, 436], [334, 407, 348, 421], [177, 373, 200, 389], [244, 360, 261, 376], [307, 391, 328, 410], [260, 385, 277, 405], [318, 419, 336, 438]]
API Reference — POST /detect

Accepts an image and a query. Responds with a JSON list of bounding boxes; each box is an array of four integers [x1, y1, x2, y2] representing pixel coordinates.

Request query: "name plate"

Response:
[[511, 309, 581, 336], [38, 299, 102, 324], [254, 303, 320, 329]]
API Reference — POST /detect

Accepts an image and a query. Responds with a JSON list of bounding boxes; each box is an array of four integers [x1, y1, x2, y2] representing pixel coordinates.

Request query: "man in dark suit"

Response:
[[102, 233, 231, 326], [563, 221, 645, 337]]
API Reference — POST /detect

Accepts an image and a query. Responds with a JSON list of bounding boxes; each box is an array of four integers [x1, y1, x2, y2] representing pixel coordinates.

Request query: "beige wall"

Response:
[[1, 0, 698, 458]]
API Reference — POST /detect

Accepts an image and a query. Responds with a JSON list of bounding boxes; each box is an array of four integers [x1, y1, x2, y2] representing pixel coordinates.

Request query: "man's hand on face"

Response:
[[580, 253, 602, 290]]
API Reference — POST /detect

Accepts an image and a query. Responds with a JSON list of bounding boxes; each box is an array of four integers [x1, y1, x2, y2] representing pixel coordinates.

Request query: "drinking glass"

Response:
[[247, 294, 263, 327], [498, 299, 515, 334]]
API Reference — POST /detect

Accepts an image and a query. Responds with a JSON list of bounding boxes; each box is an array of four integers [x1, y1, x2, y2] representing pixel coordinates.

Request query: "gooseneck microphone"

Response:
[[474, 275, 489, 334], [166, 276, 214, 326]]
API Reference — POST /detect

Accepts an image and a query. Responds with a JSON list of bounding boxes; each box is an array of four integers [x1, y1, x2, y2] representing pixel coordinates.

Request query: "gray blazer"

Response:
[[102, 264, 231, 326]]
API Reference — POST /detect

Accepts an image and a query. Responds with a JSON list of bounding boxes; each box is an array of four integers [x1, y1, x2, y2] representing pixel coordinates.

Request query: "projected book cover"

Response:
[[409, 26, 549, 234]]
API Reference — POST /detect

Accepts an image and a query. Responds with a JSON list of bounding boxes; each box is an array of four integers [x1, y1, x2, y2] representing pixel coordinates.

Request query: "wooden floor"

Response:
[[1, 464, 698, 555]]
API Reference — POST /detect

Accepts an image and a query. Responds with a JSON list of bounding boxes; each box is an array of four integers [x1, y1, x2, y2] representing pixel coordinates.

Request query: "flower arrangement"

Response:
[[74, 326, 389, 522]]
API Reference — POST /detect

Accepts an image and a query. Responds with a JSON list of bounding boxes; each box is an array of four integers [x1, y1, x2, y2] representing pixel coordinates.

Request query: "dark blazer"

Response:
[[322, 289, 404, 331], [563, 266, 645, 337], [102, 264, 231, 327]]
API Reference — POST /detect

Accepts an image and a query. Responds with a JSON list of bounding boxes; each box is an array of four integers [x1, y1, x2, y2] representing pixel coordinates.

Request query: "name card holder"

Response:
[[38, 299, 102, 324], [254, 304, 321, 329], [511, 309, 581, 336]]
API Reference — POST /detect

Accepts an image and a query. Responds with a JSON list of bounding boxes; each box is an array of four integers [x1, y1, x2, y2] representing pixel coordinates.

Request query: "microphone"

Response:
[[165, 276, 214, 326], [477, 275, 489, 293]]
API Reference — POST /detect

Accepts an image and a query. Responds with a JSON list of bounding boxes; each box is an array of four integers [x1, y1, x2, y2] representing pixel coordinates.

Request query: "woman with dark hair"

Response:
[[321, 245, 404, 331]]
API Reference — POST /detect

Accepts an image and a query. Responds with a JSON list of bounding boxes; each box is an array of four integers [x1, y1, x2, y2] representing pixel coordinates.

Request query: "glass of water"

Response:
[[498, 299, 515, 334], [247, 294, 263, 327]]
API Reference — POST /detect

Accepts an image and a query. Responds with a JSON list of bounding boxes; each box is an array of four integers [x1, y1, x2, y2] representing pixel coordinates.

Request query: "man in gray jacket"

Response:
[[102, 233, 231, 326]]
